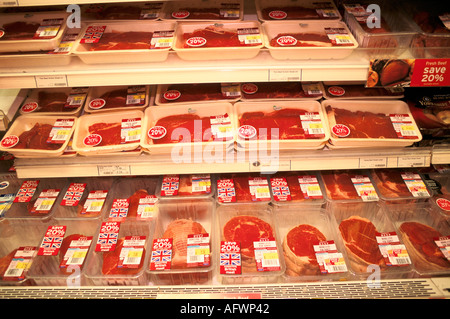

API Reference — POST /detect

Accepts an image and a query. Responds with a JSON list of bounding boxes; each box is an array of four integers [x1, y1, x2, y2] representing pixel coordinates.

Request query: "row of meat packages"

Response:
[[0, 168, 448, 286], [0, 96, 423, 158]]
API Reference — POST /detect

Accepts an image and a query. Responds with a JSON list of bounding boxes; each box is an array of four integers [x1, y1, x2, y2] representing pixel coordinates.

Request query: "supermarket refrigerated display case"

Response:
[[0, 0, 449, 299]]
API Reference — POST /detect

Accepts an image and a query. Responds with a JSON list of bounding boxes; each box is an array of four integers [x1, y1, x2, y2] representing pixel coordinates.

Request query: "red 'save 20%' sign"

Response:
[[410, 58, 450, 87]]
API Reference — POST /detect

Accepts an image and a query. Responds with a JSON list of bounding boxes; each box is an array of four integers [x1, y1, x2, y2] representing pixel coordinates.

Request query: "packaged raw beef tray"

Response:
[[146, 199, 215, 285], [0, 115, 78, 158], [268, 171, 326, 208], [216, 205, 285, 285], [19, 87, 89, 116], [161, 0, 243, 21], [72, 110, 143, 156], [0, 220, 48, 286], [1, 178, 68, 223], [155, 83, 241, 106], [322, 82, 404, 100], [85, 85, 152, 113], [172, 21, 264, 60], [321, 169, 380, 220], [342, 2, 419, 57], [0, 173, 25, 218], [277, 207, 351, 282], [324, 99, 422, 148], [425, 169, 450, 217], [156, 174, 215, 200], [81, 2, 165, 21], [26, 219, 100, 286], [73, 21, 176, 64], [329, 200, 415, 279], [256, 0, 342, 21], [371, 168, 432, 207], [0, 11, 68, 53], [400, 0, 450, 58], [142, 102, 236, 155], [234, 101, 329, 151], [103, 176, 159, 222], [52, 177, 115, 220], [84, 219, 153, 286], [240, 82, 324, 101], [262, 21, 358, 60], [388, 203, 450, 277], [216, 173, 273, 206]]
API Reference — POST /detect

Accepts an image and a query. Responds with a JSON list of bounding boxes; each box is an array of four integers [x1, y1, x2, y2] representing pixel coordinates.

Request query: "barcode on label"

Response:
[[394, 257, 411, 265], [5, 268, 22, 277], [262, 258, 280, 268], [327, 264, 347, 273]]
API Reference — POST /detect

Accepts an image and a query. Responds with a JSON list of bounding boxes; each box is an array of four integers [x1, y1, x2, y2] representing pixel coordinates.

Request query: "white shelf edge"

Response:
[[0, 50, 370, 89], [13, 147, 434, 178], [2, 0, 163, 7]]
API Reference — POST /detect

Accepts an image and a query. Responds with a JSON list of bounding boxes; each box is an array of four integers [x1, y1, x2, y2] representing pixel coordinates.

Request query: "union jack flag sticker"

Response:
[[220, 253, 241, 266], [97, 232, 118, 245], [151, 250, 172, 263]]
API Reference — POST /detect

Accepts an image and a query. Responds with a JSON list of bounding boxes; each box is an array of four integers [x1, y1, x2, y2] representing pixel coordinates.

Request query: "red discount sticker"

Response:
[[83, 134, 102, 146], [1, 135, 19, 148], [436, 198, 450, 212], [276, 35, 297, 46], [410, 58, 450, 87], [172, 10, 190, 19], [148, 126, 167, 140], [332, 124, 350, 137], [268, 10, 287, 19], [238, 125, 257, 139], [89, 98, 106, 110], [21, 102, 39, 113], [186, 37, 207, 47], [163, 90, 181, 101]]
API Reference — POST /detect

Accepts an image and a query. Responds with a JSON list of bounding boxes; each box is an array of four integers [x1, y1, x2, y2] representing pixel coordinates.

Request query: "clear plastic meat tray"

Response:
[[160, 0, 244, 21], [26, 219, 100, 286], [52, 177, 115, 221], [0, 173, 25, 218], [322, 82, 404, 100], [84, 85, 152, 114], [73, 21, 176, 64], [81, 2, 166, 21], [71, 110, 144, 156], [146, 199, 215, 285], [172, 21, 264, 61], [323, 99, 422, 149], [262, 20, 358, 60], [0, 11, 68, 53], [255, 0, 342, 21], [84, 219, 154, 286], [216, 205, 285, 285], [277, 207, 352, 282], [156, 174, 215, 201], [0, 115, 78, 158], [328, 201, 415, 279], [19, 87, 88, 116], [234, 100, 330, 152], [370, 168, 432, 207], [0, 220, 49, 286], [155, 83, 241, 106], [239, 82, 324, 101], [343, 1, 419, 58], [215, 172, 273, 206], [269, 171, 327, 208], [2, 178, 68, 223], [387, 203, 450, 277], [141, 102, 236, 156], [102, 176, 159, 222]]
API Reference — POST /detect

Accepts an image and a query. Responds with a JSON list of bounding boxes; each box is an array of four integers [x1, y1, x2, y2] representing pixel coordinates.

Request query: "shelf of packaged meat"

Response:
[[0, 50, 371, 89], [11, 147, 435, 178]]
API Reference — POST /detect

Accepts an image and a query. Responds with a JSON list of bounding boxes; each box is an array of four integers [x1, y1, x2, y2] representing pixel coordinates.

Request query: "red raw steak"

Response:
[[372, 169, 414, 199], [326, 106, 398, 139], [240, 108, 320, 140], [127, 189, 149, 218], [223, 215, 274, 259], [102, 237, 146, 275], [338, 216, 385, 272], [270, 33, 332, 47], [321, 170, 361, 200], [87, 31, 154, 51], [183, 25, 259, 48], [400, 221, 450, 271], [261, 6, 323, 20], [59, 233, 91, 275], [160, 83, 235, 103], [14, 123, 61, 150], [88, 122, 122, 146], [283, 224, 326, 276], [0, 21, 40, 40]]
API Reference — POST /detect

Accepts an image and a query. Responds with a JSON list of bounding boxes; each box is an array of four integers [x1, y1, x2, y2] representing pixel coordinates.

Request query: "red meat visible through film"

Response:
[[14, 123, 61, 150], [88, 122, 122, 146], [86, 31, 153, 51]]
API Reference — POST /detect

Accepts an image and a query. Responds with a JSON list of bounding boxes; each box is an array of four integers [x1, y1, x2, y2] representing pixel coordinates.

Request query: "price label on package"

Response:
[[410, 59, 450, 87]]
